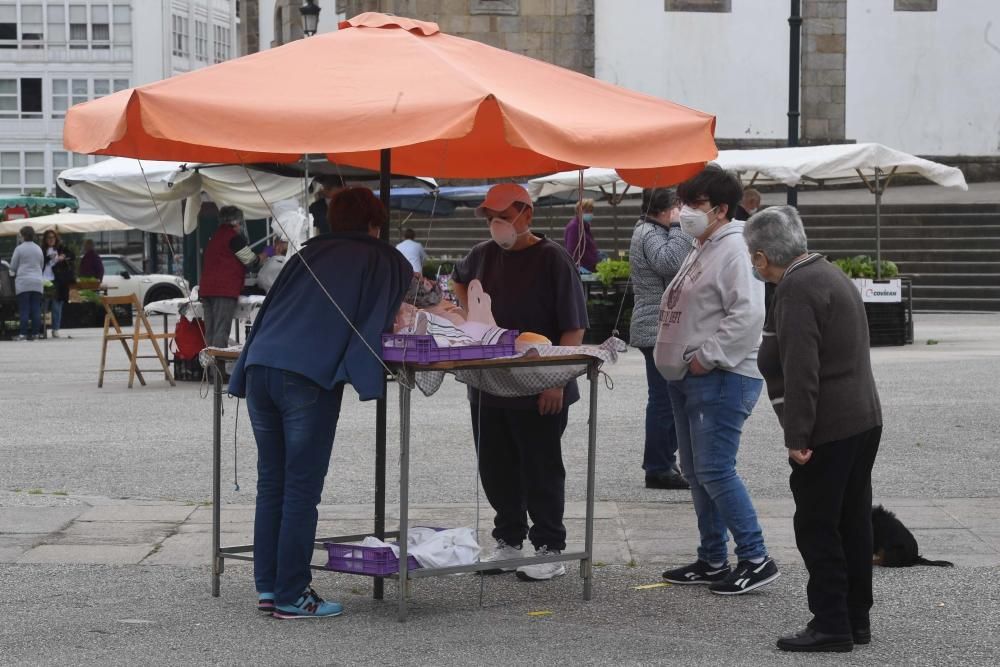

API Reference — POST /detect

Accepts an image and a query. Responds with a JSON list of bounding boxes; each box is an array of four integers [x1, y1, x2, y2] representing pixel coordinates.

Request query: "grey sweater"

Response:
[[10, 241, 44, 294], [757, 254, 883, 449], [628, 217, 693, 348]]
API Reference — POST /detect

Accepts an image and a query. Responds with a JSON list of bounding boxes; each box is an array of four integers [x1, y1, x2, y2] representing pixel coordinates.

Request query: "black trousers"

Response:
[[470, 402, 569, 551], [790, 425, 882, 635]]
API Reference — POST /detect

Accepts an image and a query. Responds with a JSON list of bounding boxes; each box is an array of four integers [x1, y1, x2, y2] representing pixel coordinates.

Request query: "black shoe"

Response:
[[709, 558, 780, 595], [776, 627, 854, 653], [852, 626, 871, 645], [645, 469, 690, 490], [662, 560, 731, 585]]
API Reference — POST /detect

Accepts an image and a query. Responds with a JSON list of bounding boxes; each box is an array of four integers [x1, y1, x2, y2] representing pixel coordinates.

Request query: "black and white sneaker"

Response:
[[661, 560, 731, 585], [709, 558, 780, 595]]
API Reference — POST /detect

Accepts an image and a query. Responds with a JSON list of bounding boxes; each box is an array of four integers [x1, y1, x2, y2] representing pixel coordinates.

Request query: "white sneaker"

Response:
[[50, 330, 59, 338], [479, 539, 522, 574], [515, 546, 566, 582]]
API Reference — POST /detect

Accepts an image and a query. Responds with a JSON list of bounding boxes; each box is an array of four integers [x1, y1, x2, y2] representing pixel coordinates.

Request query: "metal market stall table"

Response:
[[205, 349, 602, 621]]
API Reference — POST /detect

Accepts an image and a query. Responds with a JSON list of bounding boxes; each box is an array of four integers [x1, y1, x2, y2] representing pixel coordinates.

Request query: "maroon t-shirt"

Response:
[[453, 235, 589, 409]]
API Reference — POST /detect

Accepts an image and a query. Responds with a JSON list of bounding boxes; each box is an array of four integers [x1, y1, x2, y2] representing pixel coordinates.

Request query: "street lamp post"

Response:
[[787, 0, 802, 207], [299, 0, 321, 37]]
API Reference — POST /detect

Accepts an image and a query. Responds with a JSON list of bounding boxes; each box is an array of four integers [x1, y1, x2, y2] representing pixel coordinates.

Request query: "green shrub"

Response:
[[832, 255, 898, 279]]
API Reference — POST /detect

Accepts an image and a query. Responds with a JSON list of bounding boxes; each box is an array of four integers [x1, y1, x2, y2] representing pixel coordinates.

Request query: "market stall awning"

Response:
[[713, 143, 968, 189], [1, 196, 78, 211], [57, 158, 306, 236], [63, 13, 717, 188], [526, 143, 969, 199], [0, 212, 131, 237]]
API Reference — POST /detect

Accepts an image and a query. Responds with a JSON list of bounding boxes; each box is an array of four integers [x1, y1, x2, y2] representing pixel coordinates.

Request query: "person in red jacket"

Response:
[[200, 206, 259, 348]]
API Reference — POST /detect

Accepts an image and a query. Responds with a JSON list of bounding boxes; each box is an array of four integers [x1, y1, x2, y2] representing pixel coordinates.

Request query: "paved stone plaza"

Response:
[[1, 312, 998, 664]]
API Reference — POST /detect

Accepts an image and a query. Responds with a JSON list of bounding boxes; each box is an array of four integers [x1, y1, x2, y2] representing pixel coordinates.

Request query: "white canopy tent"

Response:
[[527, 143, 969, 277], [56, 158, 309, 237], [0, 212, 132, 237]]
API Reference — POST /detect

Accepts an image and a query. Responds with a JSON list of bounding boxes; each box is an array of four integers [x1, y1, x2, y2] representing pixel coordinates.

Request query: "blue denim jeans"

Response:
[[245, 365, 345, 604], [47, 298, 64, 331], [639, 347, 678, 474], [668, 369, 767, 563], [17, 291, 42, 337]]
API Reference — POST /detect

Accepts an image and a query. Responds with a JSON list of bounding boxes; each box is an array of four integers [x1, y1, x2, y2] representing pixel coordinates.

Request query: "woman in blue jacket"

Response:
[[229, 188, 412, 619]]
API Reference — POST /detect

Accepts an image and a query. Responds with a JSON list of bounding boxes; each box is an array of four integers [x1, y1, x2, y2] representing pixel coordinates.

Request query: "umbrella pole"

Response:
[[874, 167, 882, 280], [380, 149, 391, 241], [612, 181, 619, 255], [374, 147, 391, 603]]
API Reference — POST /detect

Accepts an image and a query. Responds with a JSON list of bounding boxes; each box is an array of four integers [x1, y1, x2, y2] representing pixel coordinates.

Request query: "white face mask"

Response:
[[488, 209, 528, 250], [679, 205, 717, 238]]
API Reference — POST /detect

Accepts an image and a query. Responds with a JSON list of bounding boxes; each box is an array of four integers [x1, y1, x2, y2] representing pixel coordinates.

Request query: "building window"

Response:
[[195, 20, 207, 60], [91, 4, 109, 47], [0, 152, 21, 189], [21, 78, 42, 117], [469, 0, 520, 15], [51, 78, 127, 117], [0, 5, 16, 48], [214, 24, 230, 63], [25, 151, 44, 186], [21, 3, 44, 48], [172, 14, 189, 56], [69, 3, 88, 47], [894, 0, 936, 10], [0, 151, 46, 193], [47, 4, 65, 44], [0, 78, 43, 119], [664, 0, 732, 11], [0, 79, 16, 115], [113, 3, 130, 45]]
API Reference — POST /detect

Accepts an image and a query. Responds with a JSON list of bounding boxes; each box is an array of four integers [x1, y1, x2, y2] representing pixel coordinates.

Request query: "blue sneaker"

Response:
[[272, 587, 344, 620], [257, 592, 275, 613]]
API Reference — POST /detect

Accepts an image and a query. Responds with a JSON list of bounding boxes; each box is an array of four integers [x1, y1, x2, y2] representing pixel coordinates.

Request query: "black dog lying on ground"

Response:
[[872, 505, 955, 567]]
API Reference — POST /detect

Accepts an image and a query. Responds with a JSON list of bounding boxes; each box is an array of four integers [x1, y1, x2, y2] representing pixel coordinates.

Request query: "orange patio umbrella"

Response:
[[63, 12, 717, 187]]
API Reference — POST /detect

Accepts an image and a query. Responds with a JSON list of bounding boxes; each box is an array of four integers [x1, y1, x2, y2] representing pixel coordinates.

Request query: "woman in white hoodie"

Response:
[[655, 166, 779, 596]]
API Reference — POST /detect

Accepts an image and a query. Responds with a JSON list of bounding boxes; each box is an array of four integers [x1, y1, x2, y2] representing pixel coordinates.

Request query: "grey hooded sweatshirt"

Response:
[[654, 220, 764, 381]]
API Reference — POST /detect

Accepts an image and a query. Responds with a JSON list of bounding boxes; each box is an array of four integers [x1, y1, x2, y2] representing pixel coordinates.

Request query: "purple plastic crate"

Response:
[[324, 542, 420, 576], [381, 329, 519, 363]]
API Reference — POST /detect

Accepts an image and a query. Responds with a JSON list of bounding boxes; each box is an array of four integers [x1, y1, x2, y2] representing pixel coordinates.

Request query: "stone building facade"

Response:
[[337, 0, 595, 75]]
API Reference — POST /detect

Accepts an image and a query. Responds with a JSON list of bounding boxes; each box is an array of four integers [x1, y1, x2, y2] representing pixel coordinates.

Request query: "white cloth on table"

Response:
[[359, 527, 480, 569], [411, 337, 627, 398], [145, 295, 265, 322], [402, 310, 509, 348]]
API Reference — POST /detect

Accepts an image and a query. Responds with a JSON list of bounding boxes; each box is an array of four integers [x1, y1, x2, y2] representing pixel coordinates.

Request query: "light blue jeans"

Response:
[[668, 369, 767, 564]]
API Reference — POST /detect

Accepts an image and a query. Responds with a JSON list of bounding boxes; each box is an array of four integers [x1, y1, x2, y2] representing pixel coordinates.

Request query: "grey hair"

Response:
[[218, 205, 244, 225], [743, 205, 808, 266]]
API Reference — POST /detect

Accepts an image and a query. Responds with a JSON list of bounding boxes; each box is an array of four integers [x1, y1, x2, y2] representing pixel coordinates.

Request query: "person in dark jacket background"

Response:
[[229, 187, 412, 619], [200, 206, 258, 348], [40, 229, 75, 338], [628, 187, 691, 490], [745, 206, 882, 653], [78, 239, 105, 282], [563, 198, 602, 272]]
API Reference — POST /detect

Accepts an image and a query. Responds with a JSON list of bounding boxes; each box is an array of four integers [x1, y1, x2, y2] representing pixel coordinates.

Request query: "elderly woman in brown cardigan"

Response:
[[744, 206, 883, 654]]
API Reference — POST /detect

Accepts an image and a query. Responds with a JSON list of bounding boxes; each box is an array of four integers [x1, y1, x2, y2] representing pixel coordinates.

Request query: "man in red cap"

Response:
[[452, 183, 589, 582]]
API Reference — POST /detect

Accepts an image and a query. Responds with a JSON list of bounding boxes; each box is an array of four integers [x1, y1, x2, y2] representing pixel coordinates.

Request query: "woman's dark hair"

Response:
[[641, 188, 675, 217], [20, 226, 35, 242], [43, 229, 61, 247], [676, 164, 743, 221], [327, 187, 386, 233]]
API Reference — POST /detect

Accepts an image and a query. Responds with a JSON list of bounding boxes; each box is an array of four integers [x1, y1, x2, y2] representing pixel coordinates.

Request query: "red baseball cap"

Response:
[[474, 183, 533, 218]]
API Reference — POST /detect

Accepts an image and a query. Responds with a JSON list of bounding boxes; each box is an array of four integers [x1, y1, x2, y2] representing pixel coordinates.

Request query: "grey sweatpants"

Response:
[[202, 296, 237, 348]]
